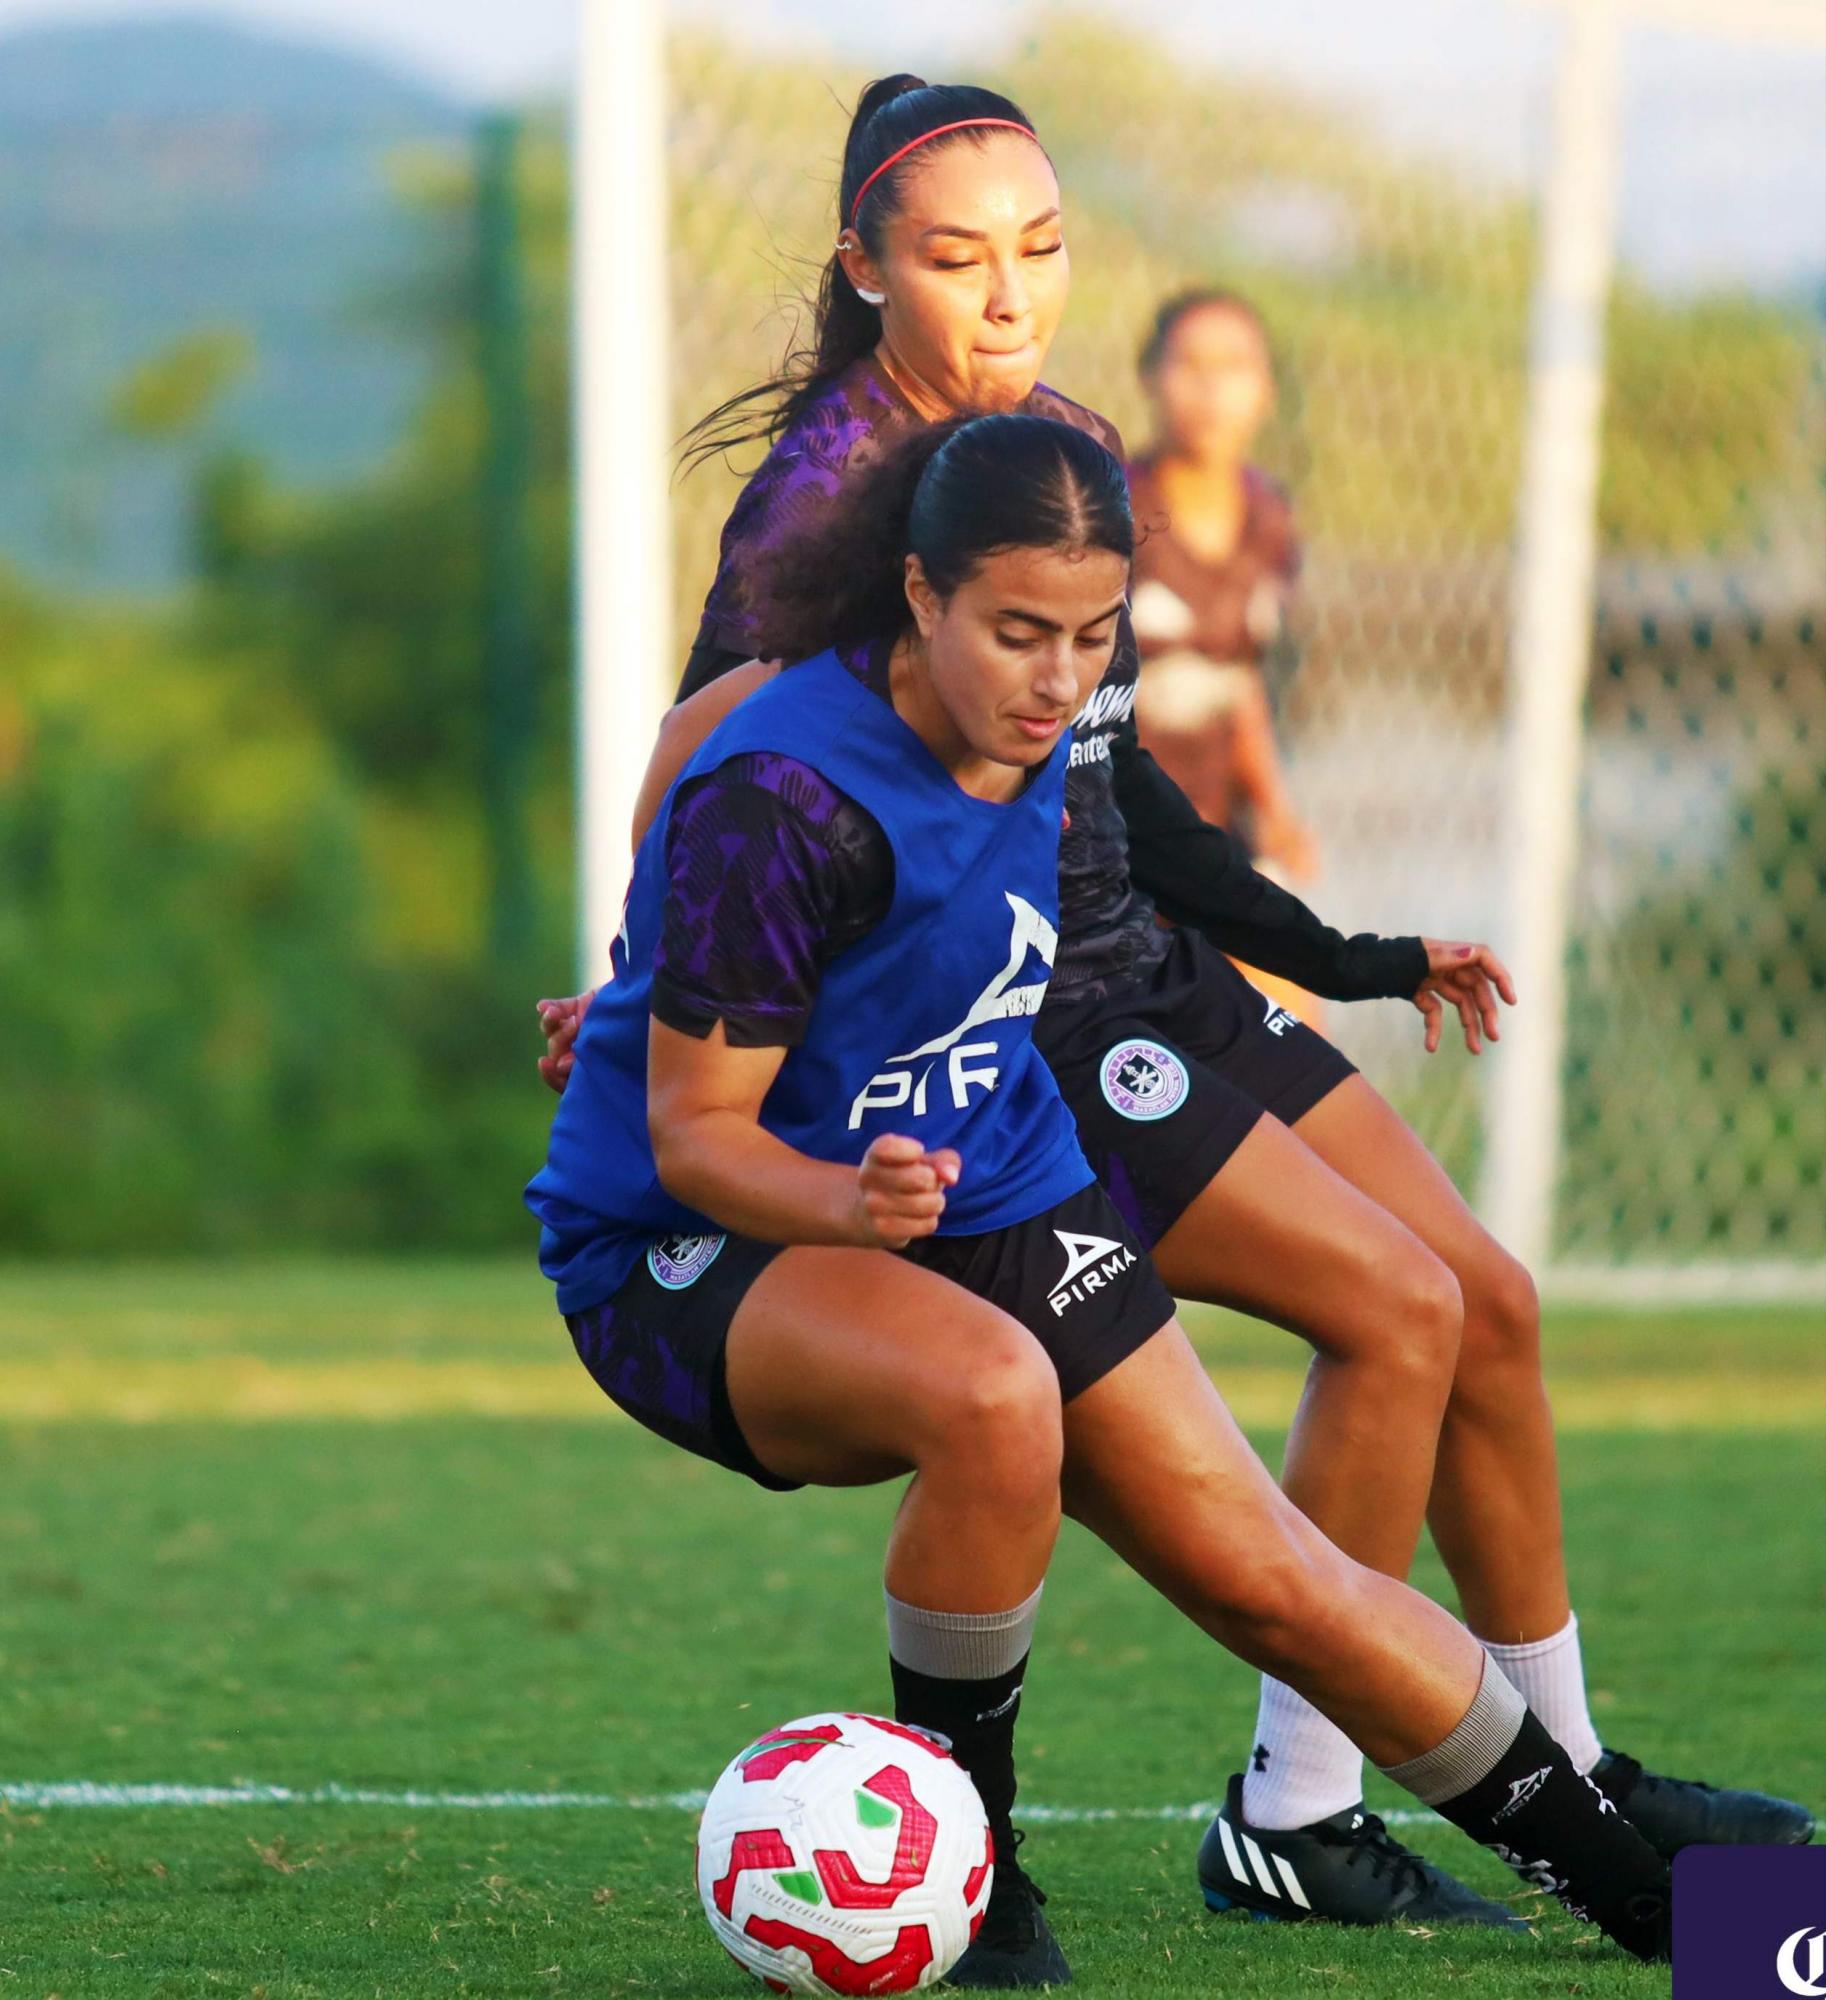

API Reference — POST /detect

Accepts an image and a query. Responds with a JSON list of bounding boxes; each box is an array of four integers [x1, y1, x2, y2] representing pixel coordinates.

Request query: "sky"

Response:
[[0, 0, 1821, 291]]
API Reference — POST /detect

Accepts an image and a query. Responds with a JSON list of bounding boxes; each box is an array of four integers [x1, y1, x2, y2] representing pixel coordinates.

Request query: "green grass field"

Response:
[[3, 1262, 1822, 1998]]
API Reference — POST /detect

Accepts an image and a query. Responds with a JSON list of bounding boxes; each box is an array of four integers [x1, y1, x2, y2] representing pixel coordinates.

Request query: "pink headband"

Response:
[[848, 118, 1043, 228]]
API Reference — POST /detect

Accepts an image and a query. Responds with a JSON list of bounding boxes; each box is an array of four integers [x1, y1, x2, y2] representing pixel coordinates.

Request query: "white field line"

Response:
[[0, 1778, 1433, 1827]]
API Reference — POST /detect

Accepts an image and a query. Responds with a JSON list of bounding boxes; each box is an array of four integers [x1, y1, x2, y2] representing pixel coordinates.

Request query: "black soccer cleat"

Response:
[[945, 1829, 1072, 1988], [1199, 1772, 1528, 1930], [1592, 1748, 1816, 1856]]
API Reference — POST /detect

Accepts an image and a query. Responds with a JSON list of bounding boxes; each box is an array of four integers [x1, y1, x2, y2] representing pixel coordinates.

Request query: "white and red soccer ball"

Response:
[[696, 1712, 994, 1995]]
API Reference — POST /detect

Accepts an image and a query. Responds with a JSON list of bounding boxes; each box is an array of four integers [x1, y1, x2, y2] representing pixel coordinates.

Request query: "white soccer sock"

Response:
[[1239, 1677, 1365, 1830], [1480, 1613, 1603, 1776]]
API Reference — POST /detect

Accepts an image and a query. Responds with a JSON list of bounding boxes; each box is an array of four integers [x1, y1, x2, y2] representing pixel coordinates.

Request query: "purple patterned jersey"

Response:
[[688, 353, 1167, 998], [651, 647, 895, 1047]]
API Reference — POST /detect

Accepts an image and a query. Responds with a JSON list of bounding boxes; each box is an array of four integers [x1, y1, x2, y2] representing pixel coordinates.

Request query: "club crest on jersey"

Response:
[[1099, 1038, 1190, 1121], [848, 893, 1058, 1129], [646, 1233, 725, 1290], [1048, 1229, 1138, 1317]]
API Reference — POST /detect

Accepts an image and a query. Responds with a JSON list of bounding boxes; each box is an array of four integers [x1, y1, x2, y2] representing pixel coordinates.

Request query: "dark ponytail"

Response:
[[679, 77, 1041, 475], [762, 413, 1133, 662]]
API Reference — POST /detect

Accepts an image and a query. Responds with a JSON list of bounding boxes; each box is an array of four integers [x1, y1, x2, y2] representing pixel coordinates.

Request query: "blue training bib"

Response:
[[527, 650, 1092, 1314]]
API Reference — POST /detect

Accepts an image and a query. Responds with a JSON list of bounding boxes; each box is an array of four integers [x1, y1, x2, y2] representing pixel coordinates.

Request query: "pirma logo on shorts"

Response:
[[1048, 1230, 1138, 1317], [1259, 990, 1299, 1037]]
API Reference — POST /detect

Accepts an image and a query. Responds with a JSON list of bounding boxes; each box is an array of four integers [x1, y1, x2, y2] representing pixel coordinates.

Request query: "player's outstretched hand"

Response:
[[536, 991, 597, 1093], [1412, 940, 1516, 1055], [852, 1134, 961, 1249]]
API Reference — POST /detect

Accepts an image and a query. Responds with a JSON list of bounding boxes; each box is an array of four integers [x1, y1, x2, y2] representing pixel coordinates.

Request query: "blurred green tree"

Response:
[[0, 117, 574, 1254]]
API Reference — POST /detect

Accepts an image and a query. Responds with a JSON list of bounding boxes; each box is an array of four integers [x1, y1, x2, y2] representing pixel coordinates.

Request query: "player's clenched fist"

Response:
[[850, 1134, 962, 1249]]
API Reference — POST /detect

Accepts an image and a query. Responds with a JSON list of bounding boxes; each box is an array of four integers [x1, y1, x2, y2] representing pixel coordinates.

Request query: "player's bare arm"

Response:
[[535, 658, 782, 1089], [633, 659, 781, 847], [648, 1014, 956, 1250]]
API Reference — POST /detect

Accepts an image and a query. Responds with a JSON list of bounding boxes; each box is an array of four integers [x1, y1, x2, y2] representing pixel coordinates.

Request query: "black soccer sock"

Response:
[[1381, 1666, 1671, 1962], [1433, 1712, 1671, 1959], [883, 1583, 1042, 1860], [890, 1651, 1028, 1852]]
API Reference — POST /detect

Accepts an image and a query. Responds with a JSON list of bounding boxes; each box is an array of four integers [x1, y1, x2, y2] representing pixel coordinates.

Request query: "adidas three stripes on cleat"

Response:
[[1198, 1773, 1527, 1930]]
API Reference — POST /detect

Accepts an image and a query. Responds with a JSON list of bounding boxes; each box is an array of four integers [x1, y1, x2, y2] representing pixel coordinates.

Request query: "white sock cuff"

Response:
[[1481, 1612, 1580, 1662], [884, 1584, 1042, 1681], [1377, 1657, 1528, 1806], [1480, 1610, 1602, 1775], [1240, 1678, 1365, 1830]]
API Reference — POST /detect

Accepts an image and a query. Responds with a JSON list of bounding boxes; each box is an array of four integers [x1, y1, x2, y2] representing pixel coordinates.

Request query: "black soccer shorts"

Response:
[[1034, 926, 1358, 1251], [565, 1183, 1176, 1490]]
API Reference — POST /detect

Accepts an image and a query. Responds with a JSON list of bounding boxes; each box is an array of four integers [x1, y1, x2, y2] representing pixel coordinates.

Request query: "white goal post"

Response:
[[575, 0, 671, 984], [1484, 0, 1826, 1303]]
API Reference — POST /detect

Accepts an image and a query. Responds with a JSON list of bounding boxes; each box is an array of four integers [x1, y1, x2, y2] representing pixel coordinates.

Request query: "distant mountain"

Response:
[[0, 13, 456, 126], [0, 16, 471, 591]]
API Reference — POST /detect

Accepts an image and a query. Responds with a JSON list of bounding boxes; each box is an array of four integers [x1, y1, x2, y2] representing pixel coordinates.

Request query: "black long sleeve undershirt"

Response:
[[678, 635, 1428, 1006], [1107, 713, 1428, 1004]]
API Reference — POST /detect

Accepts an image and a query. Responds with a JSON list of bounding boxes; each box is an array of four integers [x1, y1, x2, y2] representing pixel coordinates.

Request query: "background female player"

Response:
[[1127, 287, 1322, 1028], [528, 414, 1674, 1988], [1128, 290, 1310, 880], [540, 74, 1813, 1936]]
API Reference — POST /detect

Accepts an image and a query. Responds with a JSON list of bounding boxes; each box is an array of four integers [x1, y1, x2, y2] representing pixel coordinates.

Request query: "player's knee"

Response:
[[934, 1333, 1063, 1503], [1374, 1244, 1463, 1394], [1412, 1249, 1465, 1363], [1459, 1246, 1541, 1379]]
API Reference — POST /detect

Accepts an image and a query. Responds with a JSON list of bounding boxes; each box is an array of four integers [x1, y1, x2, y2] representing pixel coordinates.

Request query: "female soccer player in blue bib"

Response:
[[529, 415, 1675, 1983], [543, 75, 1811, 1926]]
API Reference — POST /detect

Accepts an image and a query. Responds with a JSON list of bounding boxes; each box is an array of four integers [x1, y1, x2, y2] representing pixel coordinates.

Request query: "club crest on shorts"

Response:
[[1099, 1037, 1190, 1121], [647, 1233, 725, 1290]]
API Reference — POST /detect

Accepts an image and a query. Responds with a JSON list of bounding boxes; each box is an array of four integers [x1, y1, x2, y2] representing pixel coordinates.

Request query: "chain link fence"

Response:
[[660, 12, 1824, 1287]]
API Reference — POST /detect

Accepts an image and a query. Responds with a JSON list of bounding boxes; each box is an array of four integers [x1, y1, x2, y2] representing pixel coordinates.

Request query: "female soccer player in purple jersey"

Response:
[[533, 415, 1675, 1985], [541, 72, 1812, 1947]]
